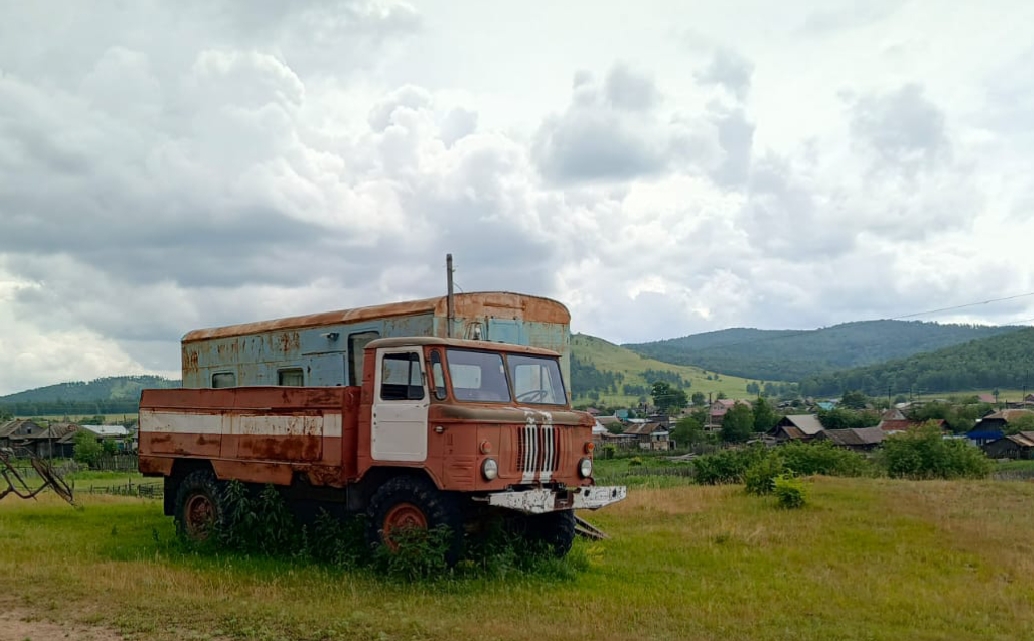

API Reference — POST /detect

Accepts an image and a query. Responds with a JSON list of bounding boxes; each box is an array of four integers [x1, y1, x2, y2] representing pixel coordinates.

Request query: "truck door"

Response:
[[371, 348, 429, 462]]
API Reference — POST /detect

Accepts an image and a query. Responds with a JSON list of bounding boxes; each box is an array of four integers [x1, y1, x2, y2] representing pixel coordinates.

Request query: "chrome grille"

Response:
[[516, 420, 559, 478]]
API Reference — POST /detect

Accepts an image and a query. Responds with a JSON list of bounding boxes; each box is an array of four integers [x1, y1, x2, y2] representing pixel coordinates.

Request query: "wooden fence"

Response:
[[85, 480, 163, 499]]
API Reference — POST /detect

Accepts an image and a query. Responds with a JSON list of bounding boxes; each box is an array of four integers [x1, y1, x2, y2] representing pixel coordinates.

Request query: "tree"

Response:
[[840, 390, 870, 409], [751, 397, 779, 433], [690, 392, 706, 406], [0, 407, 11, 422], [72, 430, 103, 467], [670, 415, 705, 447], [716, 391, 728, 400], [720, 403, 755, 443], [650, 381, 687, 415], [1005, 413, 1034, 435]]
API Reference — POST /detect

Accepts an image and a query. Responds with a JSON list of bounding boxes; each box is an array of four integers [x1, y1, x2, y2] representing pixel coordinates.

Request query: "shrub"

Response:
[[780, 441, 871, 477], [628, 456, 643, 467], [773, 473, 806, 508], [879, 423, 991, 479], [744, 452, 785, 496], [693, 445, 769, 485], [72, 430, 103, 467]]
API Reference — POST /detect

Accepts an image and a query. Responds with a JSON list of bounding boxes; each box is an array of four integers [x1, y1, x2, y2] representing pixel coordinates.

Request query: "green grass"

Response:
[[573, 334, 752, 405], [3, 477, 1034, 640]]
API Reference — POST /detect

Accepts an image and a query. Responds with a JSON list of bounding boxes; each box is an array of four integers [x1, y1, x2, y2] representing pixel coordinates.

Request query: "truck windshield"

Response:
[[508, 354, 568, 405], [446, 349, 512, 402]]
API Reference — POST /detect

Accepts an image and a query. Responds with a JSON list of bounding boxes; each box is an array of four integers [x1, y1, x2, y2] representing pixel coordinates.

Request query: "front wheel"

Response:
[[365, 476, 464, 566], [174, 469, 227, 542], [511, 510, 577, 557]]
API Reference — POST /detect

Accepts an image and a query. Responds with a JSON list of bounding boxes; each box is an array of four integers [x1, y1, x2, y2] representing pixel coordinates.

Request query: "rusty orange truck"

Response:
[[139, 335, 626, 559]]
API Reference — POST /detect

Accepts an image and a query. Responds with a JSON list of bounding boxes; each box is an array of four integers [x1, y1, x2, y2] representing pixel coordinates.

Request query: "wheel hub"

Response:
[[185, 493, 215, 539], [382, 502, 428, 550]]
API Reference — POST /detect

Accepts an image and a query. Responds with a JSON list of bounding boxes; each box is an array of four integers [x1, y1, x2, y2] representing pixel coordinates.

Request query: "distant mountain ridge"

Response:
[[625, 320, 1025, 382], [798, 327, 1034, 397], [0, 375, 180, 403]]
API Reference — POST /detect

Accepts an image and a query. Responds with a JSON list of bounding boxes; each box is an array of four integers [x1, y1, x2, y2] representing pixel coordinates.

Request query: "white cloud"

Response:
[[0, 0, 1033, 394]]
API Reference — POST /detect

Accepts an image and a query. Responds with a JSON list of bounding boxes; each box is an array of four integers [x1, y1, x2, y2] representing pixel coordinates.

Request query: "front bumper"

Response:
[[487, 485, 627, 514]]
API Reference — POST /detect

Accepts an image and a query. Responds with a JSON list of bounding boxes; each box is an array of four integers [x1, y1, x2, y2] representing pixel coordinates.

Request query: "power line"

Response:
[[639, 291, 1034, 355], [890, 291, 1034, 320]]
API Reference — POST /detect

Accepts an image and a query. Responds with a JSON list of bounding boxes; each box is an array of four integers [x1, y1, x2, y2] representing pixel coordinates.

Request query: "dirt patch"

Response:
[[0, 605, 123, 641]]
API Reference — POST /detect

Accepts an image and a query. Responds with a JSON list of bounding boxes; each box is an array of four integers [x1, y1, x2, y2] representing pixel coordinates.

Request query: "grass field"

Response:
[[2, 475, 1034, 641], [573, 334, 752, 405]]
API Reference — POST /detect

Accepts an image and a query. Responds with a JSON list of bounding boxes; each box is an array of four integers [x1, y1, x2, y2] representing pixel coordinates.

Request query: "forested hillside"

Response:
[[0, 376, 180, 416], [798, 327, 1034, 397], [569, 334, 782, 405], [626, 320, 1022, 382]]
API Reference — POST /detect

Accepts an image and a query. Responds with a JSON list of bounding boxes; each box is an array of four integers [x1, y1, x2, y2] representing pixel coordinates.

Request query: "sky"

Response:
[[1, 0, 1033, 395]]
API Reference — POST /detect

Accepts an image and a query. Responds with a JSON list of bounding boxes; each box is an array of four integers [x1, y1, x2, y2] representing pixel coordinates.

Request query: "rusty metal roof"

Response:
[[182, 291, 570, 343]]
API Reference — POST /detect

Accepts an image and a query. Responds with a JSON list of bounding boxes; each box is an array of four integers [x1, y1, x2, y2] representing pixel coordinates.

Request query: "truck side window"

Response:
[[348, 331, 380, 386], [429, 350, 447, 400], [278, 368, 304, 386], [211, 372, 236, 388], [380, 352, 425, 401]]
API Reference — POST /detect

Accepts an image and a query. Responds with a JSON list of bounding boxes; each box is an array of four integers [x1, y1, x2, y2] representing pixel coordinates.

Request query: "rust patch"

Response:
[[138, 456, 173, 476], [181, 347, 199, 375], [275, 331, 301, 353]]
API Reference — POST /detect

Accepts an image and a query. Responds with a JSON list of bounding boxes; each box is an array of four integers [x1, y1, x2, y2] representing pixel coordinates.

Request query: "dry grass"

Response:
[[2, 478, 1034, 640]]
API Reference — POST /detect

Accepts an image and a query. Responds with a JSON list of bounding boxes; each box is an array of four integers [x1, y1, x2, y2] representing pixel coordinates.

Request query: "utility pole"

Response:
[[446, 253, 454, 338]]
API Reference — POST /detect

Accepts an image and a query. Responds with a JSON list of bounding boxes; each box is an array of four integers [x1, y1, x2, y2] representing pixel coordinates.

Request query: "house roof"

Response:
[[823, 426, 885, 447], [623, 421, 666, 436], [1003, 433, 1034, 448], [596, 416, 622, 426], [0, 419, 41, 437], [774, 425, 807, 440], [881, 408, 906, 421], [23, 423, 79, 441], [977, 394, 997, 404], [777, 415, 825, 435], [879, 418, 946, 432], [80, 424, 128, 437], [981, 409, 1034, 422]]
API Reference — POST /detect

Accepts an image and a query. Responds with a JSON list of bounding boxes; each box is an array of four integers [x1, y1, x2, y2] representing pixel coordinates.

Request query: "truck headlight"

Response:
[[482, 458, 499, 480], [579, 457, 592, 478]]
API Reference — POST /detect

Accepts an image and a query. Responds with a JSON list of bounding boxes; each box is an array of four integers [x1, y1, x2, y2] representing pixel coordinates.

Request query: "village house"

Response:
[[622, 421, 671, 451], [982, 431, 1034, 460], [769, 414, 825, 443], [0, 419, 43, 450], [22, 422, 80, 458], [967, 409, 1034, 446], [816, 426, 885, 452]]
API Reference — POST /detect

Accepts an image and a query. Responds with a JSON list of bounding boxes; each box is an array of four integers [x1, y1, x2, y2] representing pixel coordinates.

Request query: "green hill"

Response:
[[0, 376, 180, 416], [570, 334, 770, 406], [625, 320, 1023, 382], [798, 327, 1034, 397]]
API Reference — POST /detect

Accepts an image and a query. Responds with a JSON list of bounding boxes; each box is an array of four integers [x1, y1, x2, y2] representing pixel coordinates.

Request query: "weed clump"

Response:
[[201, 480, 591, 582], [773, 473, 806, 508]]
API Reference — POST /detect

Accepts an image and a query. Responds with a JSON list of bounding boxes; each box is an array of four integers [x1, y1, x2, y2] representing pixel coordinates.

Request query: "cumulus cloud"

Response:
[[694, 48, 754, 101], [532, 63, 720, 183], [846, 83, 950, 172], [0, 1, 1032, 394]]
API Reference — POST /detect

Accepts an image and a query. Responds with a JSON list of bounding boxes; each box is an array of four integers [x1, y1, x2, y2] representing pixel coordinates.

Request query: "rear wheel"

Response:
[[174, 469, 226, 541], [366, 476, 464, 565]]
